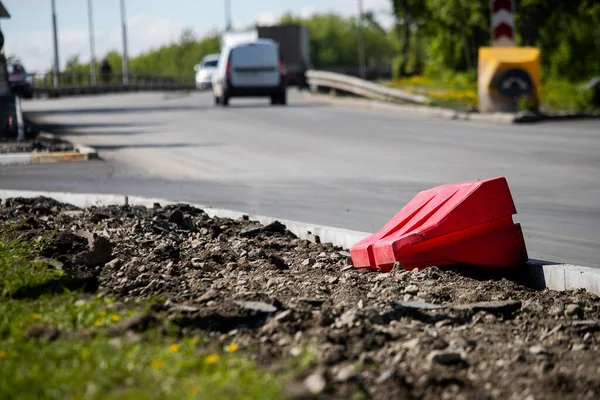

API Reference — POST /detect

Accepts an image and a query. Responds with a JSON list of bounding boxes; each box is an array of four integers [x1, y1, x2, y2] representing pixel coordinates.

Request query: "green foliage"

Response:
[[0, 236, 63, 298], [389, 0, 600, 82], [279, 13, 396, 68], [0, 236, 285, 400]]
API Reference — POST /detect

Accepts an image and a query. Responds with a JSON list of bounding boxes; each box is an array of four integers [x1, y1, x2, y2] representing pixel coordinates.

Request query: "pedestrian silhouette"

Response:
[[100, 59, 112, 84]]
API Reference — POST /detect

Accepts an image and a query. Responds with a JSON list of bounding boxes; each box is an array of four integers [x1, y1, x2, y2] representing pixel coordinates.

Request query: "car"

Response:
[[212, 39, 287, 107], [194, 54, 220, 90], [7, 59, 33, 99]]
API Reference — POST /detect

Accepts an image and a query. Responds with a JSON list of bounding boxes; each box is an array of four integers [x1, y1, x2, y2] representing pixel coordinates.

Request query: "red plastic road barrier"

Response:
[[350, 177, 528, 272]]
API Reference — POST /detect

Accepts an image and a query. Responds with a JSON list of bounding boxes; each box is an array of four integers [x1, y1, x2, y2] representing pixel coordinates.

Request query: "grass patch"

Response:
[[0, 237, 64, 298], [385, 72, 598, 112], [0, 236, 287, 400], [386, 72, 478, 110]]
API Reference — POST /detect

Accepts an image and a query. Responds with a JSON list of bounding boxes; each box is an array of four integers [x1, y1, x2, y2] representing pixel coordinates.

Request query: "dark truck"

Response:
[[256, 25, 311, 89]]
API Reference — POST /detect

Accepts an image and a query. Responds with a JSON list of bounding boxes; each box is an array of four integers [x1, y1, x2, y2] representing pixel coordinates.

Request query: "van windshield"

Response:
[[203, 60, 218, 68]]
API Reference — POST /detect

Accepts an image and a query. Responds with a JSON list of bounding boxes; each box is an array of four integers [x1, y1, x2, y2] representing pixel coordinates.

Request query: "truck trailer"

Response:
[[256, 25, 311, 89]]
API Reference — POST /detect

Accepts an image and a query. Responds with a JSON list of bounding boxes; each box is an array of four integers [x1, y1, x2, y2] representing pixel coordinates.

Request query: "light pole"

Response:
[[120, 0, 129, 84], [87, 0, 96, 84], [225, 0, 232, 31], [51, 0, 60, 87], [357, 0, 366, 79]]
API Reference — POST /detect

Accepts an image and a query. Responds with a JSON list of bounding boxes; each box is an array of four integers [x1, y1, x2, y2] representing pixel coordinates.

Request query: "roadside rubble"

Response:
[[1, 196, 600, 400], [0, 136, 74, 154]]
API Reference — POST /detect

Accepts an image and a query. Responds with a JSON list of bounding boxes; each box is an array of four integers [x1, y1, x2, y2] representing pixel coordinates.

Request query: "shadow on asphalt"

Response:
[[24, 105, 212, 115], [23, 101, 329, 116], [90, 142, 224, 151]]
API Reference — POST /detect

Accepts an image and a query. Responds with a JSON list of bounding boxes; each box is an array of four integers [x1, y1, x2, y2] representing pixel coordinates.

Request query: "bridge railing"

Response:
[[29, 72, 196, 97]]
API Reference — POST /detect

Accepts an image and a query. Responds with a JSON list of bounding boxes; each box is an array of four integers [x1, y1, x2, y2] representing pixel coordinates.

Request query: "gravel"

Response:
[[2, 196, 600, 400], [0, 137, 74, 154]]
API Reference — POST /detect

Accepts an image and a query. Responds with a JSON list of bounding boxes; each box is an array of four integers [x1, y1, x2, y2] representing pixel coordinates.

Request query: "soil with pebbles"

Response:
[[0, 137, 74, 154], [2, 196, 600, 400]]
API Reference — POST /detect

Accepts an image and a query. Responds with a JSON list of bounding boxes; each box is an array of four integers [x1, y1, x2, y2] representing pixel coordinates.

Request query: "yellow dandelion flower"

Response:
[[0, 351, 6, 359], [226, 343, 239, 353], [204, 354, 219, 364], [151, 359, 165, 369], [110, 315, 120, 322], [32, 314, 41, 320], [94, 317, 106, 327], [168, 344, 180, 353]]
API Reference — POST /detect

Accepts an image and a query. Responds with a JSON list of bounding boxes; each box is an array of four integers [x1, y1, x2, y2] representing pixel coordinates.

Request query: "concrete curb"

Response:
[[303, 92, 517, 124], [305, 92, 600, 125], [0, 188, 598, 296], [0, 134, 98, 166]]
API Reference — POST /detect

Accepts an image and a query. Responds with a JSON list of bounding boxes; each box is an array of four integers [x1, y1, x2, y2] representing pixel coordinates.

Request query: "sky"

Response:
[[0, 0, 393, 73]]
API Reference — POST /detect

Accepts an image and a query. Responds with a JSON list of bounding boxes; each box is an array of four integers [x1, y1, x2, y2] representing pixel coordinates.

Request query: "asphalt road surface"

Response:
[[2, 91, 599, 267]]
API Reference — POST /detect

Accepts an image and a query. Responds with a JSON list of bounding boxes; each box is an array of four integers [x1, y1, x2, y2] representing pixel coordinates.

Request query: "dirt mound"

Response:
[[2, 197, 600, 399]]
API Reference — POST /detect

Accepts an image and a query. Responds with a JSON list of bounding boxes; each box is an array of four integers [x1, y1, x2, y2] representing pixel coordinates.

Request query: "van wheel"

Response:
[[271, 93, 286, 106]]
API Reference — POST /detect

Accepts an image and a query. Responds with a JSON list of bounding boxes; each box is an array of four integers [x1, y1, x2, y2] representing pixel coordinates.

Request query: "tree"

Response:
[[391, 0, 427, 76]]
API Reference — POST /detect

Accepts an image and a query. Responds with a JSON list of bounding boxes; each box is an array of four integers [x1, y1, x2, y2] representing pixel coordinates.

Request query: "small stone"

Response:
[[452, 300, 521, 315], [248, 248, 266, 259], [357, 299, 364, 309], [234, 301, 277, 313], [337, 309, 359, 327], [428, 350, 465, 366], [529, 345, 551, 356], [268, 254, 288, 270], [304, 370, 326, 394], [362, 307, 383, 324], [169, 209, 184, 223], [197, 290, 217, 303], [274, 310, 294, 322], [341, 265, 354, 272], [334, 364, 357, 382], [404, 285, 419, 295], [302, 258, 315, 267], [306, 234, 320, 244], [402, 338, 420, 350], [549, 306, 564, 316], [376, 370, 395, 384], [396, 300, 445, 310], [572, 343, 586, 351], [565, 304, 583, 318], [169, 304, 200, 313], [290, 347, 302, 357], [540, 325, 562, 341], [329, 253, 342, 261], [296, 297, 325, 306], [105, 258, 122, 269], [62, 210, 84, 218], [319, 309, 335, 326], [328, 276, 339, 284]]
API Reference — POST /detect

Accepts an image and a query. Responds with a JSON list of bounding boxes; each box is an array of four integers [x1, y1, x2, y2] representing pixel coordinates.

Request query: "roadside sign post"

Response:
[[15, 95, 24, 141], [491, 0, 515, 47]]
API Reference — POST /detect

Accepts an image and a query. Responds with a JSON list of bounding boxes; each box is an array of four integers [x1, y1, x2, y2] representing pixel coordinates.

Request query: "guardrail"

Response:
[[306, 70, 430, 105], [29, 73, 196, 98]]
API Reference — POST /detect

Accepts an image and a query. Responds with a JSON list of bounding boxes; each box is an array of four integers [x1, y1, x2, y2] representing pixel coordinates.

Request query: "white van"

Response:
[[212, 39, 287, 106]]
